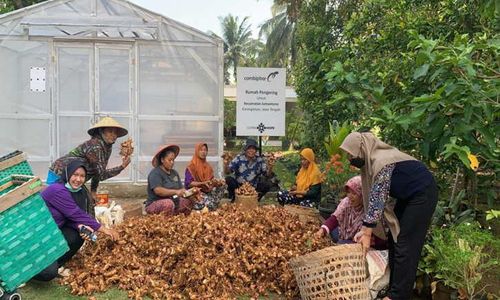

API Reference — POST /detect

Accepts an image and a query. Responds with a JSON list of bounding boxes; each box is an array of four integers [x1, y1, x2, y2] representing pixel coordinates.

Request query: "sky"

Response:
[[128, 0, 274, 39]]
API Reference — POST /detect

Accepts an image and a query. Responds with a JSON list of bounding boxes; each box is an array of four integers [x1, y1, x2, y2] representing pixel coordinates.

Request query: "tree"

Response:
[[240, 38, 267, 68], [293, 0, 358, 152], [0, 0, 45, 14], [259, 0, 302, 71], [294, 0, 499, 205], [223, 98, 236, 138], [219, 14, 254, 84]]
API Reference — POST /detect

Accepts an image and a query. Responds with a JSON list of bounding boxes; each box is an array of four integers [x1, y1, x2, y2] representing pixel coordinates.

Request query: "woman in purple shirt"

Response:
[[34, 161, 119, 281]]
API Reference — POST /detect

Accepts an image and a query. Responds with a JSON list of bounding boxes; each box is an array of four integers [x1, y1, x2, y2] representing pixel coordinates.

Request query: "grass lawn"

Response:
[[18, 280, 132, 300], [19, 281, 284, 299]]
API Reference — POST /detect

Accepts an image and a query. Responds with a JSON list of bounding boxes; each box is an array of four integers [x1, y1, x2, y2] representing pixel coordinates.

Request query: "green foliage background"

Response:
[[420, 222, 499, 298], [294, 0, 499, 206], [0, 0, 46, 14]]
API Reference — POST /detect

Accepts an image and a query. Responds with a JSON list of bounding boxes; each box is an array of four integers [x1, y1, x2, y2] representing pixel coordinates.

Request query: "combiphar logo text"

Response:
[[243, 71, 279, 82]]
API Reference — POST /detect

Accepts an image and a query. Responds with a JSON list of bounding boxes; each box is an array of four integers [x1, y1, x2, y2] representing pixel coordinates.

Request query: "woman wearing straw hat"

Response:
[[47, 117, 131, 199], [145, 144, 193, 216]]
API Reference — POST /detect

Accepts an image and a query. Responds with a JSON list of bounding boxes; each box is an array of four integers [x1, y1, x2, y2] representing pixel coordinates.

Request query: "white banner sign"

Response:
[[236, 67, 286, 136]]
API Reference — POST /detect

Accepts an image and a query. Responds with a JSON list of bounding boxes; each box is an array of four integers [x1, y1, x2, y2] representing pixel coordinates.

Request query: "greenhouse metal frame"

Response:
[[0, 0, 224, 183]]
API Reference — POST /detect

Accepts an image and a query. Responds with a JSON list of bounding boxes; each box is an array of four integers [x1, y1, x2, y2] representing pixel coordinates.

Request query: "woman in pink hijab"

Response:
[[315, 175, 386, 248]]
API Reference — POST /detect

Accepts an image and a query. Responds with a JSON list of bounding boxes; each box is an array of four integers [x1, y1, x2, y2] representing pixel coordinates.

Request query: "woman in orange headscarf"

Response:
[[184, 143, 226, 210], [277, 148, 322, 207]]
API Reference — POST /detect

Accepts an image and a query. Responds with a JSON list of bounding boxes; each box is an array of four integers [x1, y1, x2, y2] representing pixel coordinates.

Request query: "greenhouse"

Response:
[[0, 0, 224, 183]]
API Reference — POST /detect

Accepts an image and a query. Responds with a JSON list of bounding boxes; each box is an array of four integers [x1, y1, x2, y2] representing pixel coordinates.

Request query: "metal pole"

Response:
[[258, 136, 262, 156]]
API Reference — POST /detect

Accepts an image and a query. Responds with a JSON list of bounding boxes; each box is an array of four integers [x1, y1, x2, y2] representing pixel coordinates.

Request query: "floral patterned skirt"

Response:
[[193, 185, 226, 211], [277, 190, 317, 208]]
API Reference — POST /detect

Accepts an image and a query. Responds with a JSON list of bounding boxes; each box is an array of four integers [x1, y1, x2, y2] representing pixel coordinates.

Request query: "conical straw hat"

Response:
[[87, 117, 128, 137], [152, 144, 180, 167]]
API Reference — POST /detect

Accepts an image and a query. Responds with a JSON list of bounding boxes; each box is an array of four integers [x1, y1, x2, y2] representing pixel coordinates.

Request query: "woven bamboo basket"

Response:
[[289, 244, 369, 300], [234, 194, 258, 210], [284, 205, 320, 224]]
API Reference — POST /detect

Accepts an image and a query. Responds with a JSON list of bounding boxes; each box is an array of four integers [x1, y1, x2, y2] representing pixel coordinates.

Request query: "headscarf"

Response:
[[295, 148, 322, 193], [59, 159, 88, 184], [344, 175, 362, 197], [58, 159, 93, 214], [340, 132, 416, 241], [333, 175, 364, 240], [333, 197, 364, 240], [186, 143, 214, 182]]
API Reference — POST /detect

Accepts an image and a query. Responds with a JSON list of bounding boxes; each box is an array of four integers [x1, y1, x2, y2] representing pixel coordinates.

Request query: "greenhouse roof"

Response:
[[0, 0, 221, 44]]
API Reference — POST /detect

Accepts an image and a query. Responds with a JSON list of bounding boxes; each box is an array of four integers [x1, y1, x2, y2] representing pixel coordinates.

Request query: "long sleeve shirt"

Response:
[[301, 183, 322, 203], [321, 197, 387, 249], [322, 197, 364, 240], [363, 160, 434, 227], [41, 183, 101, 231], [50, 137, 124, 192], [184, 168, 196, 189]]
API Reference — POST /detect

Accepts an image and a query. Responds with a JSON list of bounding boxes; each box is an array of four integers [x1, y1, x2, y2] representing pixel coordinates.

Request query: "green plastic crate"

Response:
[[0, 151, 33, 179], [0, 176, 69, 292]]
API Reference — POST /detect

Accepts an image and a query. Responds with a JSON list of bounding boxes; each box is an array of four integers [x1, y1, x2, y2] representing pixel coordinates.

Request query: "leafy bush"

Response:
[[420, 222, 499, 299], [320, 153, 359, 207], [432, 190, 476, 227], [273, 152, 301, 189], [294, 0, 499, 209], [323, 121, 351, 157]]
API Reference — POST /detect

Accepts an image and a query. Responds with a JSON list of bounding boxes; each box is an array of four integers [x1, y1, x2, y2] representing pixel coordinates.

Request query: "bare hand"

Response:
[[202, 182, 212, 191], [354, 229, 372, 253], [121, 155, 131, 168], [176, 189, 187, 197], [314, 228, 325, 239], [100, 227, 119, 241]]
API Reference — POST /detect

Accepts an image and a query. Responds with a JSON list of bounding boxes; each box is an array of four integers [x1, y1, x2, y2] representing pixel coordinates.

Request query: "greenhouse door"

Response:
[[54, 42, 134, 182]]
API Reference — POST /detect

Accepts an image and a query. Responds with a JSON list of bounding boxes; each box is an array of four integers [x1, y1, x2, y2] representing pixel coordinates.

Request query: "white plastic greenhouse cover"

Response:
[[0, 0, 224, 183]]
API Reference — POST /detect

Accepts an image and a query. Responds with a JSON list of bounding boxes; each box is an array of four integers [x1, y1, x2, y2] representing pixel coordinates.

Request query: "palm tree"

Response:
[[219, 14, 253, 84], [259, 0, 302, 68], [242, 38, 267, 67]]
